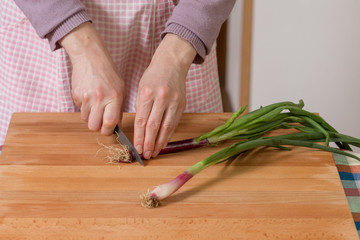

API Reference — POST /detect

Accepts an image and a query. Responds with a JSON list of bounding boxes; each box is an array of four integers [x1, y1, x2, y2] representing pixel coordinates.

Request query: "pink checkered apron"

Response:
[[0, 0, 223, 146]]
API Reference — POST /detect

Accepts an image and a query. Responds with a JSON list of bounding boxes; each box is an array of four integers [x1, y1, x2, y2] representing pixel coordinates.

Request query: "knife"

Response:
[[114, 126, 144, 166]]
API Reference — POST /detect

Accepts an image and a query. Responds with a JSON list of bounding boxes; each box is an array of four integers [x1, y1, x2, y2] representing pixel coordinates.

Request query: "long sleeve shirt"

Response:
[[13, 0, 236, 63]]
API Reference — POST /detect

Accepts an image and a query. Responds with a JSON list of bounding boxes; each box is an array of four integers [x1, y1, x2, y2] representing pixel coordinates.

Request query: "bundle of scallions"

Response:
[[138, 100, 360, 208]]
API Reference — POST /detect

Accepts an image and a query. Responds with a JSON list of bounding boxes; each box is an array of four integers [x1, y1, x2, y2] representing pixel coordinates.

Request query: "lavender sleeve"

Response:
[[162, 0, 236, 63], [14, 0, 235, 61], [14, 0, 91, 51]]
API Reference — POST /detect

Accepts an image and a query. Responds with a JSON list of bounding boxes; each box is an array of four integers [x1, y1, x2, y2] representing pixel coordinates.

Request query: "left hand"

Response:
[[59, 22, 126, 136], [134, 34, 197, 159]]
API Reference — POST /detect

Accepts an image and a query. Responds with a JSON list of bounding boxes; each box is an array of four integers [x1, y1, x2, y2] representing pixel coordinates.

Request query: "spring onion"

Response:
[[141, 131, 360, 208], [109, 100, 350, 162], [139, 100, 360, 208]]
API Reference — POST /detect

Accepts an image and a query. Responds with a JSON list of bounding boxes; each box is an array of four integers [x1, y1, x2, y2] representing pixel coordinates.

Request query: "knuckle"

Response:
[[72, 90, 80, 103], [111, 90, 121, 100], [135, 117, 146, 128], [139, 86, 154, 100], [177, 98, 186, 111], [88, 122, 100, 131], [72, 95, 80, 105], [103, 118, 117, 128], [81, 113, 89, 122], [71, 88, 78, 98], [94, 88, 104, 101], [147, 120, 159, 130], [144, 141, 155, 151], [157, 85, 170, 100], [178, 93, 186, 105], [171, 91, 181, 102], [109, 87, 124, 100], [162, 122, 174, 134], [82, 91, 90, 102], [168, 102, 179, 112]]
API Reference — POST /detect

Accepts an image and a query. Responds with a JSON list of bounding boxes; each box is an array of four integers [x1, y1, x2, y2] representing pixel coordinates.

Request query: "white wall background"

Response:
[[224, 0, 243, 111], [244, 0, 360, 141]]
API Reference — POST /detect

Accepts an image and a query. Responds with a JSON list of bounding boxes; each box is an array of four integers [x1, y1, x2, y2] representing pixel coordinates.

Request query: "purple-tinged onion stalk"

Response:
[[140, 145, 233, 208]]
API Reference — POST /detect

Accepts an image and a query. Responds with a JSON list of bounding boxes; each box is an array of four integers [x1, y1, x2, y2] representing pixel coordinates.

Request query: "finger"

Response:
[[134, 87, 154, 155], [143, 100, 166, 159], [80, 91, 91, 122], [88, 103, 104, 131], [80, 101, 90, 122], [152, 103, 182, 158], [72, 90, 82, 108], [101, 101, 122, 135], [117, 111, 123, 130]]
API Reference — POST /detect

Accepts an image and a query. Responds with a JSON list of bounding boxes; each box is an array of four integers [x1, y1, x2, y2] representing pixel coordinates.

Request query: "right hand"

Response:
[[133, 34, 196, 159], [59, 22, 125, 135]]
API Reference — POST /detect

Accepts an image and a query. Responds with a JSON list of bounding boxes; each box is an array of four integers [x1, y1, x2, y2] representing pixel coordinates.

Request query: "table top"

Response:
[[0, 112, 358, 239]]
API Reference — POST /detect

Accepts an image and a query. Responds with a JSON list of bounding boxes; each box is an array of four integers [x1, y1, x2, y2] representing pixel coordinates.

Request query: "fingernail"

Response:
[[144, 151, 152, 159], [136, 145, 143, 154], [152, 149, 160, 158]]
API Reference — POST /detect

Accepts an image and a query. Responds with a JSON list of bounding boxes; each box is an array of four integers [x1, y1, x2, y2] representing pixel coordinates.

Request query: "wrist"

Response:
[[161, 24, 206, 64], [48, 11, 91, 51], [58, 22, 106, 62], [153, 34, 197, 72]]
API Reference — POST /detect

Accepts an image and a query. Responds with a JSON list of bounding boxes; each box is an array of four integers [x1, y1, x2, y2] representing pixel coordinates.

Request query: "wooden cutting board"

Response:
[[0, 112, 358, 239]]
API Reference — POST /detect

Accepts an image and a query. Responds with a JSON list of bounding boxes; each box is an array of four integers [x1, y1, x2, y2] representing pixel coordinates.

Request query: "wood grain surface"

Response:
[[0, 112, 358, 239]]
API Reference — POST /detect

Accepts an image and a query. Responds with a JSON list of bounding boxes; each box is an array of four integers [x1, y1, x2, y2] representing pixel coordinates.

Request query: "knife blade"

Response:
[[114, 126, 144, 166]]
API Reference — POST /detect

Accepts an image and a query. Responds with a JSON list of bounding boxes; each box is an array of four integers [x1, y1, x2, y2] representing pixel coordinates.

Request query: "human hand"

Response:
[[134, 34, 197, 159], [59, 22, 125, 135]]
